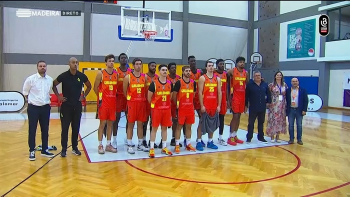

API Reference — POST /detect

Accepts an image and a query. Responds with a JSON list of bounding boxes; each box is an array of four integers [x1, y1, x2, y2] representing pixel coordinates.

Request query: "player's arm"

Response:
[[123, 74, 129, 98], [172, 81, 180, 103], [217, 77, 222, 108], [227, 69, 233, 76], [93, 71, 102, 96], [148, 81, 155, 104], [198, 76, 205, 109]]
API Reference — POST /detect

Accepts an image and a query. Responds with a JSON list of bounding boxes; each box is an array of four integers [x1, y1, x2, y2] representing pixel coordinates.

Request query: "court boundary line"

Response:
[[124, 146, 301, 184]]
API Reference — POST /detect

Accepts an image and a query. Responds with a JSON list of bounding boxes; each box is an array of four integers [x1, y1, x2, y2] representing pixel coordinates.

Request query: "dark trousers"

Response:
[[27, 104, 51, 152], [288, 108, 303, 141], [247, 110, 266, 141], [60, 103, 82, 150]]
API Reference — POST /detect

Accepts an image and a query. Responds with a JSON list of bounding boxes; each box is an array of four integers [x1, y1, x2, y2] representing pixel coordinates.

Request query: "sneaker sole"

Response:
[[72, 151, 81, 156], [41, 154, 54, 158], [29, 158, 36, 161]]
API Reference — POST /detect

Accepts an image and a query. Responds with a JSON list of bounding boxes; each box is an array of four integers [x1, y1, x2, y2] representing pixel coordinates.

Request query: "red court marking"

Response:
[[301, 182, 350, 197], [125, 146, 301, 184], [79, 134, 92, 163]]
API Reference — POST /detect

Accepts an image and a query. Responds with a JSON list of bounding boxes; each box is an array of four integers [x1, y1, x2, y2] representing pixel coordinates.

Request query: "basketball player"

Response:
[[123, 58, 149, 154], [188, 55, 203, 147], [148, 64, 173, 158], [226, 56, 248, 145], [172, 65, 197, 153], [143, 62, 159, 148], [167, 62, 182, 147], [196, 61, 222, 151], [214, 59, 229, 146], [115, 53, 133, 148], [93, 54, 118, 154]]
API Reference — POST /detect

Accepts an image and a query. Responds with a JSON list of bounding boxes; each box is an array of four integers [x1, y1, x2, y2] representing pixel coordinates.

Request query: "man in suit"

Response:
[[286, 77, 309, 145]]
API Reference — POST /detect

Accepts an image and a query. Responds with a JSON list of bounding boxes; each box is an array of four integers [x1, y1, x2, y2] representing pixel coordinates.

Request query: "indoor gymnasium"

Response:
[[0, 1, 350, 197]]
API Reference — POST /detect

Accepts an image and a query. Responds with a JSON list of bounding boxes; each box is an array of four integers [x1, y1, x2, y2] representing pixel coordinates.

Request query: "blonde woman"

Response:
[[266, 71, 288, 142]]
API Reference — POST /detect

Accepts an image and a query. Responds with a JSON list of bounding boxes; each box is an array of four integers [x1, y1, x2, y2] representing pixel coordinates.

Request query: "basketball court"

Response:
[[1, 3, 350, 197]]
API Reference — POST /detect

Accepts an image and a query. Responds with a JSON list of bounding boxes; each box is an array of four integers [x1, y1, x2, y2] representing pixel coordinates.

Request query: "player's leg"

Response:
[[105, 119, 117, 153], [126, 102, 136, 154], [174, 113, 184, 153], [97, 107, 108, 154], [195, 109, 205, 148], [160, 109, 173, 155], [196, 110, 205, 151], [228, 100, 244, 145], [184, 112, 196, 151], [218, 114, 227, 145], [206, 109, 218, 150], [135, 102, 149, 152], [149, 109, 160, 158], [171, 106, 182, 147]]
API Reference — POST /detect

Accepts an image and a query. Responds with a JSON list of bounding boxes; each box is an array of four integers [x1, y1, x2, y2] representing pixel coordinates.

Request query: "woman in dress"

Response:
[[266, 71, 288, 142]]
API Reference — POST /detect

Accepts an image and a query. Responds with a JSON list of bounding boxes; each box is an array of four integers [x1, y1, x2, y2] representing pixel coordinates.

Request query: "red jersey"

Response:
[[150, 79, 172, 110], [116, 67, 132, 95], [214, 71, 227, 95], [203, 74, 218, 110], [231, 67, 247, 98], [145, 73, 159, 97], [167, 74, 181, 84], [99, 69, 118, 107], [176, 78, 195, 112], [127, 72, 147, 102]]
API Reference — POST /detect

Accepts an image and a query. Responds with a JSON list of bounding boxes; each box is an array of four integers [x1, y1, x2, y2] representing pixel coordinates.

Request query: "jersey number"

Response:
[[239, 81, 243, 86], [137, 88, 141, 93], [109, 85, 113, 90], [162, 95, 167, 101], [209, 87, 214, 92], [186, 93, 189, 98]]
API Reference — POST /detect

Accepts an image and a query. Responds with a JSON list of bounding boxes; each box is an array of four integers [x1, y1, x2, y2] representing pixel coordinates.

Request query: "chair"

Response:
[[50, 94, 61, 112]]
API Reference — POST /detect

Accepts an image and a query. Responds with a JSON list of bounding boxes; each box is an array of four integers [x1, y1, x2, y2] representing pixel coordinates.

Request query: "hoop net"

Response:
[[142, 31, 157, 41], [252, 61, 262, 69]]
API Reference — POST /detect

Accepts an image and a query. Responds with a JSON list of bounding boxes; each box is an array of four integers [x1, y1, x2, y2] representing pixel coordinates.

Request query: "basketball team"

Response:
[[95, 53, 249, 158]]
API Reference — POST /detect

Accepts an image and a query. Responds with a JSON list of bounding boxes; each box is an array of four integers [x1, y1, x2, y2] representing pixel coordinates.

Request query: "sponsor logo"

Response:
[[319, 14, 329, 36], [307, 94, 323, 112], [0, 92, 26, 112]]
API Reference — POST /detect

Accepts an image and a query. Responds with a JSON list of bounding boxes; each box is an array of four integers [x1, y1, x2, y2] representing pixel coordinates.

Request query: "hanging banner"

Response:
[[287, 19, 316, 59]]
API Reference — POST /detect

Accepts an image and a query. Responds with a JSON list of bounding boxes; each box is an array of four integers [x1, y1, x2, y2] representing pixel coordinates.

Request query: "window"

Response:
[[327, 5, 350, 41]]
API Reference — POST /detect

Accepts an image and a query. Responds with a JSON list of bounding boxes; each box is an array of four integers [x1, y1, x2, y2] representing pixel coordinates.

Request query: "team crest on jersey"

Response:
[[137, 78, 139, 83], [162, 85, 165, 90]]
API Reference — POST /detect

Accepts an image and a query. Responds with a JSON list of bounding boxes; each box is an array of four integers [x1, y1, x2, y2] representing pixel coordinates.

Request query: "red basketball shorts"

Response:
[[171, 102, 177, 119], [116, 94, 127, 113], [178, 109, 195, 125], [193, 96, 201, 110], [127, 101, 147, 123], [151, 108, 172, 128], [220, 94, 227, 115], [98, 106, 116, 121], [231, 96, 245, 114], [145, 101, 151, 118]]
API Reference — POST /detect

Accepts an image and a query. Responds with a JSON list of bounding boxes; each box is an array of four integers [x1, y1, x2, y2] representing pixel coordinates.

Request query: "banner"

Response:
[[343, 73, 350, 107], [307, 94, 323, 112], [287, 19, 316, 59], [0, 91, 26, 112]]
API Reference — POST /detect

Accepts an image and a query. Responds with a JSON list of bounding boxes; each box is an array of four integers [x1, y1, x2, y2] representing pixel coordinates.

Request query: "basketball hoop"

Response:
[[142, 31, 157, 41]]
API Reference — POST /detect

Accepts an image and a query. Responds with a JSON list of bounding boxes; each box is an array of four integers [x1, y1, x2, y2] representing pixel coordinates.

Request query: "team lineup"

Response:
[[94, 53, 250, 158]]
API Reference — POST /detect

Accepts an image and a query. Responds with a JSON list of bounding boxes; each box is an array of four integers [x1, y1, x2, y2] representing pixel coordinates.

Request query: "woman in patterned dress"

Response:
[[266, 71, 288, 143]]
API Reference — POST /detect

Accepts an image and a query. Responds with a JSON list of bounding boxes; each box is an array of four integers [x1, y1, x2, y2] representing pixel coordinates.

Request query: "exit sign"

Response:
[[104, 0, 117, 3]]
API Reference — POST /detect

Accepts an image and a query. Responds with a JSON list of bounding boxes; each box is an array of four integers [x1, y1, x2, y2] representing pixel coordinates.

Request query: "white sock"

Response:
[[113, 135, 117, 142], [127, 139, 132, 146], [231, 132, 237, 137], [150, 141, 155, 149], [175, 140, 180, 145], [187, 139, 191, 146], [208, 138, 213, 142], [99, 141, 102, 145], [219, 135, 223, 140], [162, 142, 167, 148], [143, 136, 146, 140], [138, 139, 143, 145], [197, 139, 201, 142], [107, 140, 111, 145]]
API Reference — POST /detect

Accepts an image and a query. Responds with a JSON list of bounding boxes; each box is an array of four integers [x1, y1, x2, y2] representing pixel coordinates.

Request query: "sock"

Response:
[[107, 140, 111, 145], [208, 138, 213, 142], [138, 139, 143, 145], [113, 135, 117, 142], [219, 135, 223, 140], [127, 139, 132, 146], [150, 141, 155, 149], [143, 136, 146, 140], [187, 139, 191, 146], [99, 141, 102, 145], [162, 142, 167, 148], [175, 140, 180, 145], [230, 132, 237, 137], [197, 139, 201, 142]]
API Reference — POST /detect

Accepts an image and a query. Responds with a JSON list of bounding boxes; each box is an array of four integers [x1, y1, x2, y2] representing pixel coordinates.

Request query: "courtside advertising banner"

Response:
[[307, 94, 323, 112], [0, 92, 26, 112]]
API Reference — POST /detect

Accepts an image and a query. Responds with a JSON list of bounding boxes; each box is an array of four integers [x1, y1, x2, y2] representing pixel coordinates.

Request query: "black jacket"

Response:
[[245, 80, 271, 112], [285, 87, 309, 116]]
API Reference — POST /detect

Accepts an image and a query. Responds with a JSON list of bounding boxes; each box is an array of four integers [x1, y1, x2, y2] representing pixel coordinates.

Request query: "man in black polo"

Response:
[[52, 57, 92, 157]]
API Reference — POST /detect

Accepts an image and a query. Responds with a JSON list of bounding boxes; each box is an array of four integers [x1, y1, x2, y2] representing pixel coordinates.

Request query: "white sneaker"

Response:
[[127, 146, 135, 154], [112, 141, 118, 149], [218, 138, 227, 146], [125, 138, 135, 147], [137, 144, 149, 152]]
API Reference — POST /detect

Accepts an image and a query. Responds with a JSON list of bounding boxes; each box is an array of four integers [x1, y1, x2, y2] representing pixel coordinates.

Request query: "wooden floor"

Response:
[[0, 105, 349, 197]]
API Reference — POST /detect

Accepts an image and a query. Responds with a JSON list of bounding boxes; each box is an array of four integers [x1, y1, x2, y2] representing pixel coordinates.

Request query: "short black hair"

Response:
[[236, 56, 245, 63], [216, 59, 224, 65], [148, 61, 156, 67], [105, 54, 115, 62], [168, 62, 176, 70], [205, 61, 214, 67], [118, 53, 128, 61], [37, 60, 46, 67], [188, 55, 195, 61], [132, 58, 142, 65], [158, 64, 167, 71]]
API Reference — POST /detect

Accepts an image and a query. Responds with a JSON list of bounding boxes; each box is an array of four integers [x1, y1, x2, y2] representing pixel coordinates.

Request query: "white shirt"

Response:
[[22, 73, 53, 106]]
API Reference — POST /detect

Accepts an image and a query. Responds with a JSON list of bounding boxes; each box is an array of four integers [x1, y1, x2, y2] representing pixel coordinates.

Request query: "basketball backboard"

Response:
[[250, 52, 263, 64], [224, 59, 235, 70], [118, 7, 173, 42]]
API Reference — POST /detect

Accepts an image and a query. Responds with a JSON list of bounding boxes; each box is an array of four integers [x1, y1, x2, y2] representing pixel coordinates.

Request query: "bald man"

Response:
[[53, 57, 92, 157]]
